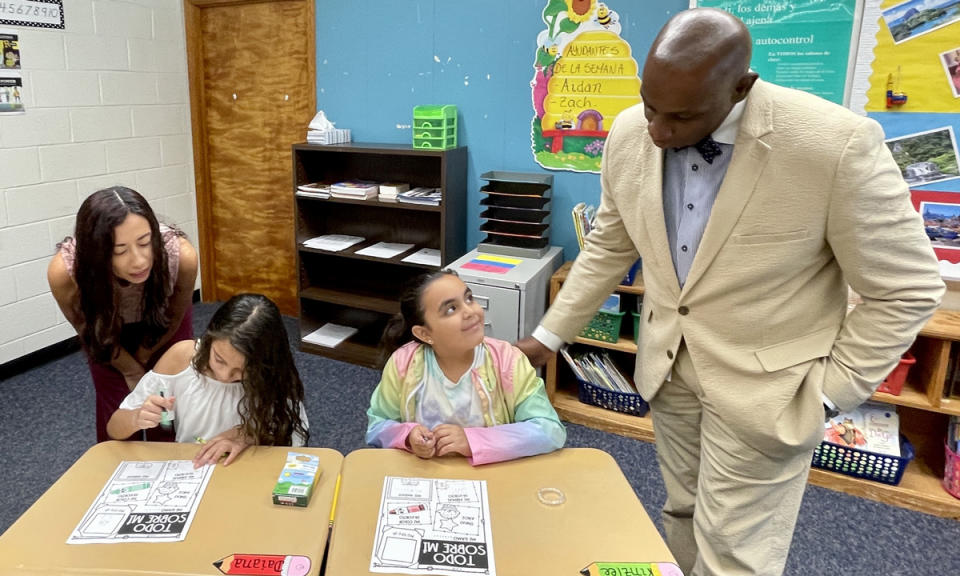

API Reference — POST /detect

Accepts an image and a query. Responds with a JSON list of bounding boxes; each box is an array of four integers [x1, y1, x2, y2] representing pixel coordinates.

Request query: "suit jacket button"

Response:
[[678, 306, 689, 315], [667, 350, 674, 359]]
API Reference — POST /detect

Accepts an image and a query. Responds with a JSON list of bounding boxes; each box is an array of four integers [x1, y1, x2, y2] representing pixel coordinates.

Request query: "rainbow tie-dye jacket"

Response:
[[365, 337, 566, 465]]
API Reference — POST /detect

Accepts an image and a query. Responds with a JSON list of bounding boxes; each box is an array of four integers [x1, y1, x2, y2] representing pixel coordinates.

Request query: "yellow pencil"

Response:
[[329, 473, 342, 527]]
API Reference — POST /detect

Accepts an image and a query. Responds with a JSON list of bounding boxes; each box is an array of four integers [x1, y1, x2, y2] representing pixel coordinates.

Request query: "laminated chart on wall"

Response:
[[849, 0, 960, 276], [530, 0, 641, 173], [68, 460, 214, 544], [370, 477, 495, 576]]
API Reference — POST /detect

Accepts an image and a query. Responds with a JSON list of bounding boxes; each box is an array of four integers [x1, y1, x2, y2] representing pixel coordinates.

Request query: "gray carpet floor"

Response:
[[2, 302, 959, 575]]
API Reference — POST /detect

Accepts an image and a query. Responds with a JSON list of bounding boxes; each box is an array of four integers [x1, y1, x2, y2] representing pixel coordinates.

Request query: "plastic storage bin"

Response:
[[577, 376, 649, 416], [631, 311, 641, 343], [413, 105, 457, 149], [876, 352, 916, 396], [579, 309, 625, 343], [944, 442, 960, 499], [811, 435, 914, 485]]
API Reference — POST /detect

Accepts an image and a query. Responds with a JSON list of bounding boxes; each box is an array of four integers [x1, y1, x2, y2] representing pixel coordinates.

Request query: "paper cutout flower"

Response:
[[565, 0, 596, 24]]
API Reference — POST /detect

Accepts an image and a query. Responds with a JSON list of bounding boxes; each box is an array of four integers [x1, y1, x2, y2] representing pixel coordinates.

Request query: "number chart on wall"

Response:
[[530, 0, 641, 173]]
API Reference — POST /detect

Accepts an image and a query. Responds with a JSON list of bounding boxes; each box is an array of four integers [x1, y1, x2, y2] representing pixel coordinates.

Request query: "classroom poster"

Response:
[[849, 0, 960, 276], [530, 0, 641, 173], [693, 0, 860, 105], [0, 30, 22, 113], [370, 477, 495, 576], [67, 460, 214, 545]]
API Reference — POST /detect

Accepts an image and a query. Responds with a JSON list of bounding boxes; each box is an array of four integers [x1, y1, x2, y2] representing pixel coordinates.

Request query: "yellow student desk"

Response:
[[0, 441, 342, 576], [325, 448, 676, 575]]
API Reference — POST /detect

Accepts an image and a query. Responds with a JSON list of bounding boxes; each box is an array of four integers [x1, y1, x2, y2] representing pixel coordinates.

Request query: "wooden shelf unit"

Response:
[[545, 261, 960, 518], [293, 143, 467, 368]]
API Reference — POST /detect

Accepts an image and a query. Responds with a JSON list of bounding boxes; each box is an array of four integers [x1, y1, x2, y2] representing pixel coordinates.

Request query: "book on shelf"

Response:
[[823, 402, 900, 457], [296, 182, 331, 199], [302, 234, 364, 252], [302, 323, 357, 348], [330, 179, 379, 200], [561, 347, 637, 395], [398, 187, 442, 206], [378, 182, 409, 202], [571, 202, 596, 250]]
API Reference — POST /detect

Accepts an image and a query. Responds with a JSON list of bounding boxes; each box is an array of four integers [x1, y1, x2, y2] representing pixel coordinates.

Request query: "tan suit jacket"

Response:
[[542, 79, 945, 453]]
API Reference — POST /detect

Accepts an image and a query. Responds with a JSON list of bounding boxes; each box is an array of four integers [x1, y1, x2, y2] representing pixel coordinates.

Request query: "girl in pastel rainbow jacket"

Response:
[[366, 270, 566, 465]]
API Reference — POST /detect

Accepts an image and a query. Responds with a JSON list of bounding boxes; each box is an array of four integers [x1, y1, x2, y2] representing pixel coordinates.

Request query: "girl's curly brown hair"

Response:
[[193, 293, 308, 446]]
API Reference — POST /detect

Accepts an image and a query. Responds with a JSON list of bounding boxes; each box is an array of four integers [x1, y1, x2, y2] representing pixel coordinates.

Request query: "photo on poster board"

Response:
[[881, 0, 960, 44], [885, 126, 960, 186], [0, 74, 23, 113], [0, 32, 19, 69], [939, 46, 960, 98], [911, 190, 960, 265]]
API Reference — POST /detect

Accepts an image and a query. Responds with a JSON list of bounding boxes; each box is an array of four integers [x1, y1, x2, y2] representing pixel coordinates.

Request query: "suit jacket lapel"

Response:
[[681, 81, 774, 293]]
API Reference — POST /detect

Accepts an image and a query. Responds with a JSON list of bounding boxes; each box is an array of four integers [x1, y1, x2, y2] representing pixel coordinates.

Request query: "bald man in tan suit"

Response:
[[518, 9, 945, 576]]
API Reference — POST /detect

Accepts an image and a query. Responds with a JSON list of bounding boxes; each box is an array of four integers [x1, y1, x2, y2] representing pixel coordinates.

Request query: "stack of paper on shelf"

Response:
[[823, 402, 900, 456], [355, 242, 414, 259], [378, 182, 409, 203], [401, 247, 441, 267], [398, 187, 442, 206], [330, 180, 379, 200], [296, 182, 331, 199], [302, 323, 357, 348], [302, 234, 364, 252]]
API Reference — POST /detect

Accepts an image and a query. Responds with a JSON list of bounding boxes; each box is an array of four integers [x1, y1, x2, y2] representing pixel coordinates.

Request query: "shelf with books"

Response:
[[293, 143, 467, 368], [546, 261, 960, 518]]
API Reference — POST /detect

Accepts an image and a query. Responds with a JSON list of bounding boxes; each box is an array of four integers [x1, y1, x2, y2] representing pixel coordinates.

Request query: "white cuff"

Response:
[[821, 393, 836, 410], [532, 325, 565, 353]]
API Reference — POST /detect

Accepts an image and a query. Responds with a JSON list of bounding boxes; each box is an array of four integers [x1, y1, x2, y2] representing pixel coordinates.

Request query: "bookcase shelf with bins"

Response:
[[545, 261, 960, 518], [293, 143, 467, 369]]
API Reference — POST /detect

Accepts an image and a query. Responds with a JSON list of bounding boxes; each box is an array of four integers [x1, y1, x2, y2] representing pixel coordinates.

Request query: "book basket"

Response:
[[576, 376, 649, 417], [579, 310, 625, 343], [811, 435, 914, 485], [943, 442, 960, 499]]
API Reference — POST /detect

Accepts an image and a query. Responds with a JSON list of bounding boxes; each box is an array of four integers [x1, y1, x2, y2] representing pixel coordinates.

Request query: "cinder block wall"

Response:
[[0, 0, 198, 364]]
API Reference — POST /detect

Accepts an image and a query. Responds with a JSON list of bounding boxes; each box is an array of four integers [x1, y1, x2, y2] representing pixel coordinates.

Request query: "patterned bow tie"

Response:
[[694, 136, 722, 164]]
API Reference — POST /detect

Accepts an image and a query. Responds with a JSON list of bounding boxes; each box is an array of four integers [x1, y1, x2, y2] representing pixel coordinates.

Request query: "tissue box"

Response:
[[307, 128, 351, 145], [272, 451, 322, 507]]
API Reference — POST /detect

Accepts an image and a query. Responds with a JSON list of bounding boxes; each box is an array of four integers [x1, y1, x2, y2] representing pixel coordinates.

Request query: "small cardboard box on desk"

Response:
[[273, 452, 322, 507]]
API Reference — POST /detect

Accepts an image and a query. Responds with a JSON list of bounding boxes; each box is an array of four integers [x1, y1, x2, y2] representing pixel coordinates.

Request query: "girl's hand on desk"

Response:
[[433, 424, 472, 458], [193, 427, 251, 468], [406, 425, 436, 459], [136, 394, 173, 430]]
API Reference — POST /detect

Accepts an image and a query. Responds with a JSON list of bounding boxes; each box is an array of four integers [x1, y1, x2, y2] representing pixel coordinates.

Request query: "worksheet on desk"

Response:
[[67, 460, 214, 544], [370, 477, 495, 576]]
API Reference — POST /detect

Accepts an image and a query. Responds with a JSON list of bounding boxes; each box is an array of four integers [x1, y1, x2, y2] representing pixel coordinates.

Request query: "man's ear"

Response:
[[411, 325, 431, 344], [732, 71, 759, 103]]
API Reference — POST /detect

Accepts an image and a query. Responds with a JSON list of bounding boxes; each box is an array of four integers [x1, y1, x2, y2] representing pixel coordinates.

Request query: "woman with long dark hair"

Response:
[[107, 293, 309, 467], [48, 187, 198, 442]]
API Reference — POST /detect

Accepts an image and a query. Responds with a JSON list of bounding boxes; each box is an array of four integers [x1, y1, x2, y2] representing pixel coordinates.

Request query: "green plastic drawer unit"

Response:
[[413, 105, 457, 149]]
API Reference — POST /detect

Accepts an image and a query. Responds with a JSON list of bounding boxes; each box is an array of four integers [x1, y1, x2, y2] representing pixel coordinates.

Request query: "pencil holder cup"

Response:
[[944, 442, 960, 499]]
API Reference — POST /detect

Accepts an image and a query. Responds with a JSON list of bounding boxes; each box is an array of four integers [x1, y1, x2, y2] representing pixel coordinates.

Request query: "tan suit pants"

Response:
[[648, 342, 814, 576]]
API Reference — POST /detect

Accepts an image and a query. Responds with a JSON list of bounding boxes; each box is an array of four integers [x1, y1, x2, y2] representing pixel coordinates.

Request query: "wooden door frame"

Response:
[[183, 0, 316, 302]]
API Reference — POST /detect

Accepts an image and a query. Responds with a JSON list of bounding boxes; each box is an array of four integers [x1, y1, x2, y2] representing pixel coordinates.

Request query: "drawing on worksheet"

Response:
[[67, 460, 214, 545], [370, 476, 495, 576]]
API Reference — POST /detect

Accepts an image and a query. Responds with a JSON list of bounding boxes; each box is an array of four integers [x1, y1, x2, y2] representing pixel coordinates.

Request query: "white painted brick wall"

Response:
[[1, 0, 198, 364]]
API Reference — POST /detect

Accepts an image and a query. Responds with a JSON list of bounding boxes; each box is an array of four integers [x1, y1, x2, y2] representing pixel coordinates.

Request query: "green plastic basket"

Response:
[[579, 310, 624, 343]]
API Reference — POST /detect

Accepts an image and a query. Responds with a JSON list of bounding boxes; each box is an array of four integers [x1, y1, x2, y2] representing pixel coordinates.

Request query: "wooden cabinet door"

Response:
[[186, 0, 315, 315]]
